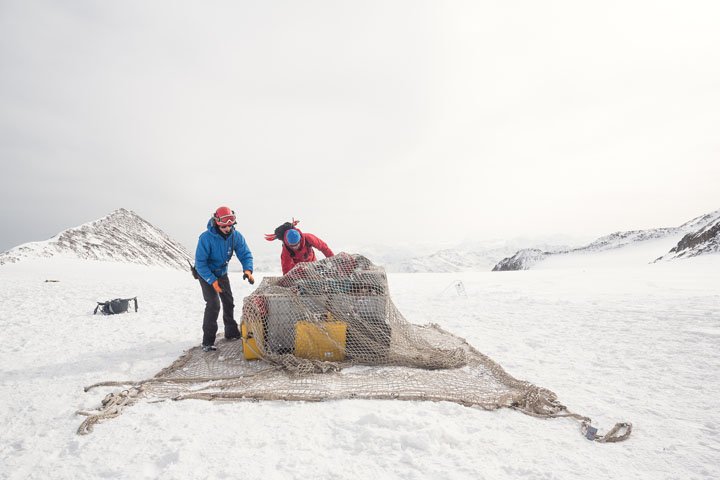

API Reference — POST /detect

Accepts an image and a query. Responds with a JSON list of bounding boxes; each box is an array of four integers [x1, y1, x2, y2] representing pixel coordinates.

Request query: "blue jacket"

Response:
[[195, 219, 254, 284]]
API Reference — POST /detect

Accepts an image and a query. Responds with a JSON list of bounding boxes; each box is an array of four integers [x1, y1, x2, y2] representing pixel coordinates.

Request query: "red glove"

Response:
[[243, 270, 255, 285], [212, 280, 222, 293]]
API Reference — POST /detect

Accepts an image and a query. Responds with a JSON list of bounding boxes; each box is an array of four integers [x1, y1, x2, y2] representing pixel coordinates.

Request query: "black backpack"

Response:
[[188, 260, 200, 280], [94, 297, 138, 315]]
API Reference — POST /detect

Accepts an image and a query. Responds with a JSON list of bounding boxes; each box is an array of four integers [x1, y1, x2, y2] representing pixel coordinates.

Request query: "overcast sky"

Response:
[[1, 0, 718, 258]]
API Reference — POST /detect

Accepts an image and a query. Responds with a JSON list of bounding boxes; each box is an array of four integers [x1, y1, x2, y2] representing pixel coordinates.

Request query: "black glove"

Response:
[[243, 270, 255, 285]]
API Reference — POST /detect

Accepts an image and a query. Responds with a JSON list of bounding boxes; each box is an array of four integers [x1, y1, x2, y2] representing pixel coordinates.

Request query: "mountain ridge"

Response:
[[655, 215, 720, 261], [493, 209, 720, 271], [0, 208, 191, 270], [3, 208, 717, 273]]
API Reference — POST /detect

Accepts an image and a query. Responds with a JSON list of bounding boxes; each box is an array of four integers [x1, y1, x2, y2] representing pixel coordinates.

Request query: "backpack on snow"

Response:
[[93, 297, 138, 315]]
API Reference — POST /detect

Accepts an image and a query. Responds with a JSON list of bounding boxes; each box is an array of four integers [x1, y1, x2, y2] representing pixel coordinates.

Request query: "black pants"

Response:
[[199, 274, 241, 346]]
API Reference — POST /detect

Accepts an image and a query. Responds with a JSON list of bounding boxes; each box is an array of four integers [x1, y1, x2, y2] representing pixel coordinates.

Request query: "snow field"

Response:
[[1, 256, 719, 479]]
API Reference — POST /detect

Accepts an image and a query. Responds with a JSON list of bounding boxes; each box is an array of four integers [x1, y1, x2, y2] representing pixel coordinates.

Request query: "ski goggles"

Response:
[[215, 214, 236, 227]]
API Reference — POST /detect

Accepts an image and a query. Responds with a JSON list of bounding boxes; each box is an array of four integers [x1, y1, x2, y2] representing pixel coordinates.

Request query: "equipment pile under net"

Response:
[[78, 253, 631, 442]]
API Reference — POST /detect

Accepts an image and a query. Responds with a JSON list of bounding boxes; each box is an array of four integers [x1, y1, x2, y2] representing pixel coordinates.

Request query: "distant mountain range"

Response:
[[385, 247, 512, 273], [2, 208, 718, 273], [492, 209, 720, 271], [0, 208, 191, 270], [377, 238, 575, 273]]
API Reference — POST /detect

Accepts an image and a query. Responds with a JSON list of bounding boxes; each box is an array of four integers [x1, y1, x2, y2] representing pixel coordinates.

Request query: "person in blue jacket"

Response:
[[195, 206, 254, 352]]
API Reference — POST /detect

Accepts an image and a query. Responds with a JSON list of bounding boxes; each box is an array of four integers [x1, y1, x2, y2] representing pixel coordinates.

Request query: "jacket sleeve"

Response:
[[305, 233, 334, 258], [195, 235, 216, 284], [234, 231, 254, 272], [281, 248, 294, 275]]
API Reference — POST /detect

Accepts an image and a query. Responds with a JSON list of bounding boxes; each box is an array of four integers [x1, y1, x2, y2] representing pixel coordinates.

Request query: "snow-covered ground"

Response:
[[1, 253, 719, 479]]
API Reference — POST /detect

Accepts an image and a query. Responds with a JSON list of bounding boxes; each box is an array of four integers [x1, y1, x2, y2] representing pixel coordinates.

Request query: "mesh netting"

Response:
[[77, 253, 631, 442]]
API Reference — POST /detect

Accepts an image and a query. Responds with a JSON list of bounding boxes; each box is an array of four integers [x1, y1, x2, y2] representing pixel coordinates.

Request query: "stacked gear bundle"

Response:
[[241, 254, 395, 365], [77, 253, 631, 442]]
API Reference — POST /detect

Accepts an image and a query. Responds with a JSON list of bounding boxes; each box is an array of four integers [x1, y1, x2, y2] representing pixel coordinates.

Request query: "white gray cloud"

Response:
[[1, 0, 718, 255]]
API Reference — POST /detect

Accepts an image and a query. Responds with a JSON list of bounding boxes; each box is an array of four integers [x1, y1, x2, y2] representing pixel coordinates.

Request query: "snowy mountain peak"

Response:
[[0, 208, 191, 269]]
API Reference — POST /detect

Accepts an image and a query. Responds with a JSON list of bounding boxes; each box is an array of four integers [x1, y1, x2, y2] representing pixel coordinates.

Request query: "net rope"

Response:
[[77, 253, 631, 442]]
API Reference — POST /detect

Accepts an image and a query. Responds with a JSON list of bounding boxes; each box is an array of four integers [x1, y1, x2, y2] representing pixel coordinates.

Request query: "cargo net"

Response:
[[78, 253, 631, 442]]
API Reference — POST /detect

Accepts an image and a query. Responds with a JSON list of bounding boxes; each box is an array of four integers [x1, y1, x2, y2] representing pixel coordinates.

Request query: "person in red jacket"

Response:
[[265, 220, 334, 274]]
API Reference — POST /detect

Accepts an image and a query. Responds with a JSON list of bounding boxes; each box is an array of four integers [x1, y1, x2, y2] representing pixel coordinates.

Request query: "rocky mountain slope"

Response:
[[0, 208, 191, 270], [655, 214, 720, 261], [492, 249, 549, 271], [493, 209, 720, 271]]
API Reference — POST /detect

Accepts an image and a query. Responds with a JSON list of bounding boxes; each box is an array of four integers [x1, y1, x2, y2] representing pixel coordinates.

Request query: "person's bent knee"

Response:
[[205, 297, 221, 313]]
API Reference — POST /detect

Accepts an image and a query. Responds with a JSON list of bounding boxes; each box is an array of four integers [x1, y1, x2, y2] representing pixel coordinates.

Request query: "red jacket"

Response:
[[281, 231, 334, 274]]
